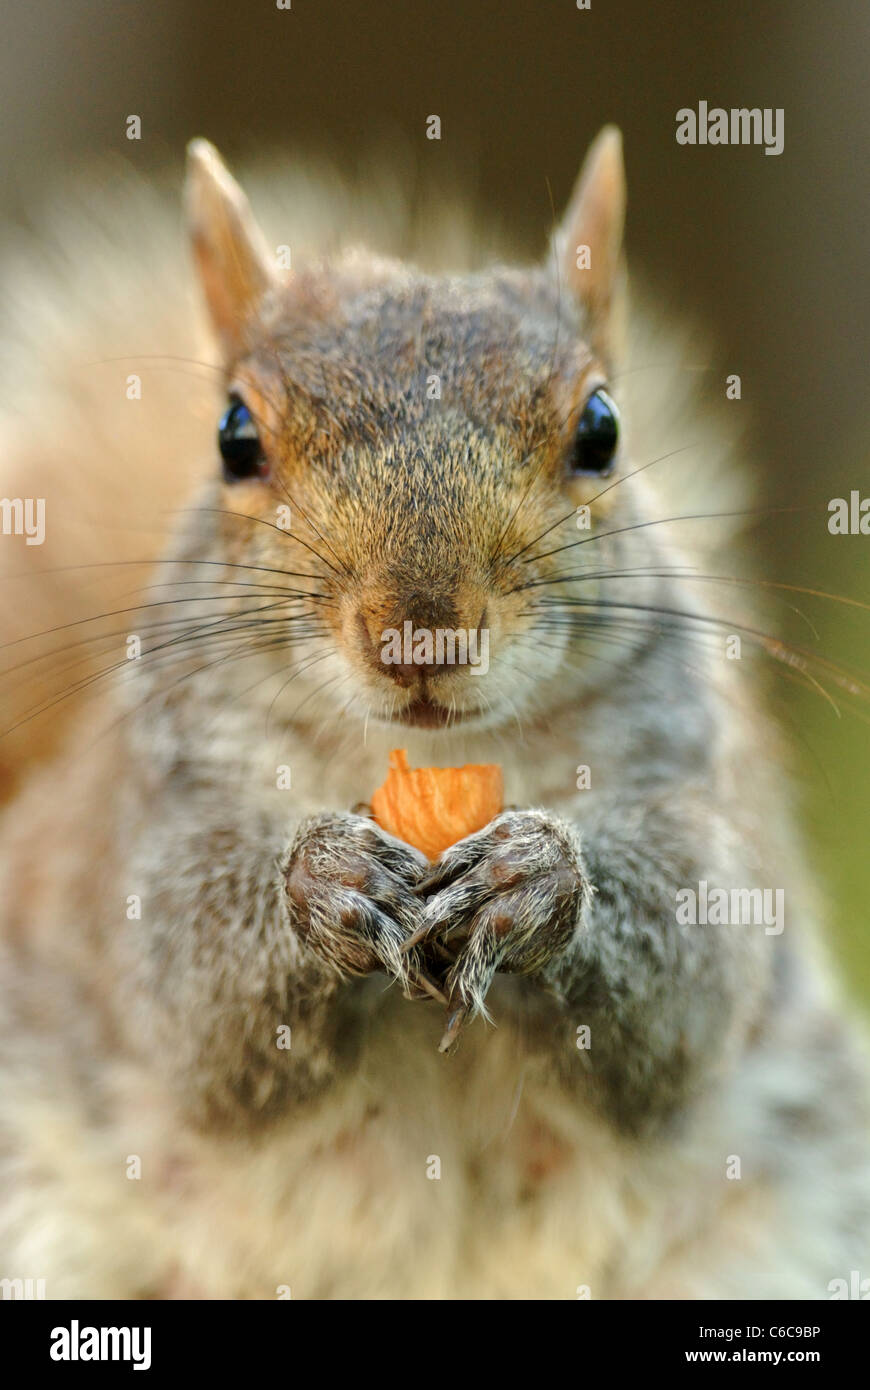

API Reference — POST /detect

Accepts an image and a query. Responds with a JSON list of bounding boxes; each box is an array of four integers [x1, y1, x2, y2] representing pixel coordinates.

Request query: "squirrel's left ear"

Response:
[[185, 139, 277, 360], [553, 126, 627, 364]]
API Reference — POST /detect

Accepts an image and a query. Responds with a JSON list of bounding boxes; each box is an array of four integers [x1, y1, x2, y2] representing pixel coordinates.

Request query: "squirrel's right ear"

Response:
[[185, 139, 276, 360], [553, 126, 627, 364]]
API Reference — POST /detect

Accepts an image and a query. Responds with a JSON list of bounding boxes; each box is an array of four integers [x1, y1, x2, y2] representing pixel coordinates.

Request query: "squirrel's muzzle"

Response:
[[353, 590, 489, 690]]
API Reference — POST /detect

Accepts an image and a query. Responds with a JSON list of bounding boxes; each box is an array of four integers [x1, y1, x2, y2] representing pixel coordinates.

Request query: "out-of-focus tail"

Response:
[[0, 166, 219, 796]]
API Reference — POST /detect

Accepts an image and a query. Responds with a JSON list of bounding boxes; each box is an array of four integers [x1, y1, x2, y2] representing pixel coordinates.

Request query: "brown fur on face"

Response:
[[176, 132, 633, 735], [210, 255, 625, 728]]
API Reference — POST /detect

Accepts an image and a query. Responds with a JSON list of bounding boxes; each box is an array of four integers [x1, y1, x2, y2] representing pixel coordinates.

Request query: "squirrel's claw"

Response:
[[405, 966, 449, 1006], [438, 1002, 470, 1053]]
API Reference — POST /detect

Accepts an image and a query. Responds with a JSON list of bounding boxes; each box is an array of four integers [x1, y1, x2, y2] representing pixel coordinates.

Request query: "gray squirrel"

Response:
[[0, 130, 868, 1299]]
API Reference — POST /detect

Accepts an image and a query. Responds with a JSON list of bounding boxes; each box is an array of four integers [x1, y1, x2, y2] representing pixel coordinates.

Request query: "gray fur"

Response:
[[0, 149, 867, 1299]]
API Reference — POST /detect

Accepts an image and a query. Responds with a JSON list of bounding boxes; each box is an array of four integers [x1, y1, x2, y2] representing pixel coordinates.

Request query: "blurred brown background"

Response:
[[2, 0, 869, 998]]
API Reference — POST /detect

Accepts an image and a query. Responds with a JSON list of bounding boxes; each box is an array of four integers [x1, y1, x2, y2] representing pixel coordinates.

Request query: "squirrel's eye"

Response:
[[218, 398, 265, 481], [569, 388, 619, 476]]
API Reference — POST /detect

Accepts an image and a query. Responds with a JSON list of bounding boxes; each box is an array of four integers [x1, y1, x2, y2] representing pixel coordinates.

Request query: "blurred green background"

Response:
[[2, 0, 868, 1002]]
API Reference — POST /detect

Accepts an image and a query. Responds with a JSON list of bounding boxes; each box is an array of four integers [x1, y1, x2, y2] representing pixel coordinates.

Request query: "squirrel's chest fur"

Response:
[[1, 707, 855, 1301], [0, 936, 773, 1301], [107, 1002, 634, 1300]]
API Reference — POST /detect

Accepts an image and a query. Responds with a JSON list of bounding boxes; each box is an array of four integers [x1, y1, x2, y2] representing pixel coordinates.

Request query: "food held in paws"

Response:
[[370, 749, 503, 860]]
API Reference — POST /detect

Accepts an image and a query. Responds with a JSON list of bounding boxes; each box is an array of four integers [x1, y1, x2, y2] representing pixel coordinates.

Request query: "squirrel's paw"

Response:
[[407, 809, 589, 1049], [282, 812, 442, 999]]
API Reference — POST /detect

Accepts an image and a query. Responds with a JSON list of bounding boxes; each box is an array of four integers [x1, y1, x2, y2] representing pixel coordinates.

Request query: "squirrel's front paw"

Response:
[[406, 810, 589, 1049], [282, 812, 442, 998]]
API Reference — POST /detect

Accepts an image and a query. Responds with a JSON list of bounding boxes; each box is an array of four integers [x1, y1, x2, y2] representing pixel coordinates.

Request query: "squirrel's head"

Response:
[[184, 131, 641, 736]]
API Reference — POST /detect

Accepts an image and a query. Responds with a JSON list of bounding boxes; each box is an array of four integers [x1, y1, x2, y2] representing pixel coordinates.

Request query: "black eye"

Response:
[[218, 398, 265, 481], [569, 388, 619, 476]]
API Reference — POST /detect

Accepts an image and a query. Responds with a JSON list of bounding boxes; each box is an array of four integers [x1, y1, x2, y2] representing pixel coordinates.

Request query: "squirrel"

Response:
[[0, 128, 868, 1300]]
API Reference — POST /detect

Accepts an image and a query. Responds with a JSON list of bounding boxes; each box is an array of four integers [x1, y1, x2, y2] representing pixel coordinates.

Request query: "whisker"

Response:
[[0, 590, 330, 738], [3, 553, 337, 586], [523, 597, 870, 701], [514, 564, 823, 641], [190, 507, 347, 581], [495, 444, 699, 572], [0, 566, 337, 653], [489, 402, 580, 567], [268, 345, 358, 582], [272, 663, 350, 735], [0, 605, 323, 691], [98, 636, 336, 748], [514, 503, 809, 570]]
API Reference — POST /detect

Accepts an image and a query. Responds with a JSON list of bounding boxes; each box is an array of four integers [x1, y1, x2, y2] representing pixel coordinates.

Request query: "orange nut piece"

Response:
[[370, 749, 503, 861]]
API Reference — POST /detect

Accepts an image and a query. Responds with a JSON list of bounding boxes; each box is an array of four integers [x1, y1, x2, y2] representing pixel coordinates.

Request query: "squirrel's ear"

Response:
[[553, 126, 627, 363], [185, 139, 276, 360]]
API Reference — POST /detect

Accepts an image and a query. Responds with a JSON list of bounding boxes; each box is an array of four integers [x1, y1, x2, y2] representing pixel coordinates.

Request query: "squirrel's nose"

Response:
[[354, 600, 487, 687]]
